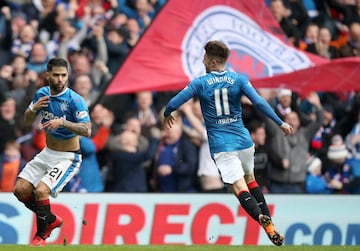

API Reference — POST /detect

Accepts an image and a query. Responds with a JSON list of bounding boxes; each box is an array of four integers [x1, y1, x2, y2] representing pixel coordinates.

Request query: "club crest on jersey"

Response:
[[60, 101, 68, 112], [181, 5, 312, 79]]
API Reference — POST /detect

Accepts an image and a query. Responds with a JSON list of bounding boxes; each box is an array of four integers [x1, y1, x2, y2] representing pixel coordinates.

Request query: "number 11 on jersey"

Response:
[[214, 88, 230, 116]]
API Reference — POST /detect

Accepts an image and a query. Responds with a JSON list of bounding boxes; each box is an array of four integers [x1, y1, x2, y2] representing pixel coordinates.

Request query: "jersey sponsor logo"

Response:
[[41, 111, 66, 121], [181, 6, 311, 80], [76, 111, 88, 119]]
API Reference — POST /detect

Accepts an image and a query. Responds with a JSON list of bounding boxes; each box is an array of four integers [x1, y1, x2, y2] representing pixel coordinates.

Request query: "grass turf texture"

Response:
[[0, 245, 358, 251]]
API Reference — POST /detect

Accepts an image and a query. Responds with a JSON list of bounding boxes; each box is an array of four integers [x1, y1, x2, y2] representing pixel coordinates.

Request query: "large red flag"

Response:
[[105, 0, 359, 95]]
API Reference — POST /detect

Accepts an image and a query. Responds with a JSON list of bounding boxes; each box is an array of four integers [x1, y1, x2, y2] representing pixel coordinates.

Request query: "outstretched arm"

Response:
[[163, 85, 195, 128], [244, 82, 294, 136]]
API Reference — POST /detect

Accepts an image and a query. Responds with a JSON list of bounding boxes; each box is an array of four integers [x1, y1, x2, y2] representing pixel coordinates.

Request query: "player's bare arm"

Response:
[[63, 120, 92, 137], [41, 119, 91, 137], [24, 96, 50, 126]]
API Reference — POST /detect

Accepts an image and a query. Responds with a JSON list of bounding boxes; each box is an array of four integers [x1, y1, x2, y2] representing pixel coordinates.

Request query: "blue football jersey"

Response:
[[164, 71, 283, 157], [30, 86, 90, 140]]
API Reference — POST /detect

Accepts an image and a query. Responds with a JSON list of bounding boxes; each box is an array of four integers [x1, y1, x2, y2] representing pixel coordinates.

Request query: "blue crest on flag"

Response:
[[181, 5, 312, 79]]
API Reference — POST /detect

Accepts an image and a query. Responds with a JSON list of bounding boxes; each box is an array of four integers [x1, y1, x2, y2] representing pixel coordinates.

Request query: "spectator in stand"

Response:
[[11, 24, 38, 58], [11, 54, 28, 80], [9, 56, 38, 108], [307, 0, 339, 40], [81, 13, 110, 72], [274, 88, 293, 118], [306, 26, 338, 59], [283, 0, 310, 39], [309, 104, 338, 162], [181, 99, 205, 147], [0, 96, 19, 153], [109, 11, 128, 30], [345, 110, 360, 194], [13, 70, 39, 136], [42, 4, 78, 58], [301, 0, 319, 21], [316, 0, 351, 50], [180, 99, 225, 193], [77, 101, 115, 193], [324, 135, 351, 194], [273, 88, 309, 126], [69, 53, 111, 93], [325, 0, 360, 27], [269, 0, 301, 45], [298, 22, 319, 51], [21, 0, 59, 43], [0, 140, 25, 192], [266, 92, 323, 194], [72, 74, 98, 107], [64, 105, 115, 193], [248, 119, 273, 193], [305, 156, 331, 194], [108, 126, 160, 192], [56, 8, 91, 60], [104, 26, 130, 75], [152, 110, 199, 193], [126, 18, 141, 48], [118, 0, 155, 33], [131, 91, 161, 138], [105, 115, 150, 189], [338, 22, 360, 57], [107, 115, 149, 152], [9, 11, 27, 46], [0, 6, 13, 67], [149, 0, 167, 14], [0, 64, 12, 104], [27, 42, 49, 74]]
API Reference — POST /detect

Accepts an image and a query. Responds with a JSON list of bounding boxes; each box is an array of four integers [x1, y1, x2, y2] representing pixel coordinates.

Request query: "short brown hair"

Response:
[[204, 40, 230, 64], [47, 57, 69, 72]]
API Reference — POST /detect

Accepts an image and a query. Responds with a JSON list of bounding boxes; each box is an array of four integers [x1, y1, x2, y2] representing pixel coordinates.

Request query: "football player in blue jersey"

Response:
[[13, 57, 92, 246], [164, 40, 294, 246]]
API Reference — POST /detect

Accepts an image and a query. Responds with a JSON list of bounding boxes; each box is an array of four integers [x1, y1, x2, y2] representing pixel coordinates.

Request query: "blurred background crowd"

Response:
[[0, 0, 360, 195]]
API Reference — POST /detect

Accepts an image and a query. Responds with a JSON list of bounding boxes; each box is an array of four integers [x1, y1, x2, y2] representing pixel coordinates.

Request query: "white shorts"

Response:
[[213, 145, 255, 184], [18, 147, 82, 198]]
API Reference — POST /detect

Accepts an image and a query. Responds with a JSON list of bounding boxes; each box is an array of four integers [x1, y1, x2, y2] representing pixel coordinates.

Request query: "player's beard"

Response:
[[49, 81, 66, 94]]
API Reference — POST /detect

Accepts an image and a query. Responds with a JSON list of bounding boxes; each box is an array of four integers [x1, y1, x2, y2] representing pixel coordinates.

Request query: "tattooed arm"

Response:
[[62, 120, 92, 138]]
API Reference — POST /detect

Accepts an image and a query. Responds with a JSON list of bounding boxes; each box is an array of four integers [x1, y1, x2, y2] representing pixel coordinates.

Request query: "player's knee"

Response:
[[34, 184, 50, 200], [13, 181, 31, 201], [13, 185, 22, 200]]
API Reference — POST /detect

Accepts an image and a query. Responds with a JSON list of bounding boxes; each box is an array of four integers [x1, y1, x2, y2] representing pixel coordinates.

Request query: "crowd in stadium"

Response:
[[0, 0, 359, 194]]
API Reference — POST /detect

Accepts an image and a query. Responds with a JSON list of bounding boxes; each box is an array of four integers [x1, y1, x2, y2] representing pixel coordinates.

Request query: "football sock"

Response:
[[248, 180, 271, 217], [23, 191, 37, 212], [35, 199, 52, 238], [23, 193, 56, 224], [238, 190, 262, 222]]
